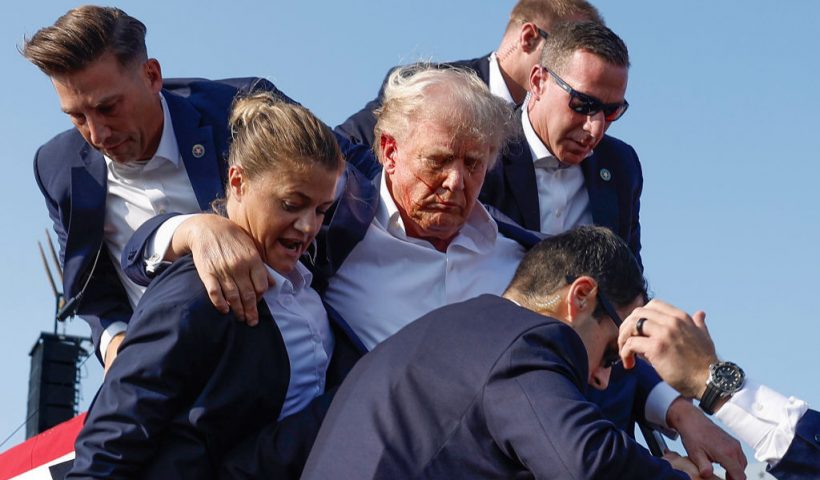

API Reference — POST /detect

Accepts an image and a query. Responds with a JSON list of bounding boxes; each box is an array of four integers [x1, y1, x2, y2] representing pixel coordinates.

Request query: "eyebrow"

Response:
[[61, 94, 120, 114]]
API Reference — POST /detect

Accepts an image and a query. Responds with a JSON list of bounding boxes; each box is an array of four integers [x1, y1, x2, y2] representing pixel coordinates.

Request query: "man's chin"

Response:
[[101, 143, 140, 163], [418, 219, 464, 240]]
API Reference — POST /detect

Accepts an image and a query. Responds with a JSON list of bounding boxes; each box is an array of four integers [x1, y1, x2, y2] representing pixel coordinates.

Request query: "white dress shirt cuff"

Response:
[[144, 214, 196, 274], [645, 381, 681, 438], [715, 378, 809, 466], [100, 321, 127, 361]]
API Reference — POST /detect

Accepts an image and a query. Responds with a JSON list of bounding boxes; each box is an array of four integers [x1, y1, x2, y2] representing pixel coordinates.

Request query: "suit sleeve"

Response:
[[33, 147, 68, 270], [121, 212, 185, 286], [67, 286, 220, 479], [628, 144, 643, 270], [483, 326, 686, 480], [333, 132, 381, 180], [765, 409, 820, 480], [33, 148, 132, 361]]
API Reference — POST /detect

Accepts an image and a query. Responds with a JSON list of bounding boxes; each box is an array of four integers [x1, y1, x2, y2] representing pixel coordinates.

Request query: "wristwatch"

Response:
[[699, 361, 745, 415]]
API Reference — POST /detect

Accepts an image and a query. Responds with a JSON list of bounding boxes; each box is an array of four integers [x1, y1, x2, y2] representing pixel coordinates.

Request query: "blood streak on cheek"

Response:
[[411, 172, 446, 208]]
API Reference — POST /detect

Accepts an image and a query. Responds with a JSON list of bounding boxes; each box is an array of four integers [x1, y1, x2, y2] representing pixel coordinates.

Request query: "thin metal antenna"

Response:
[[37, 241, 59, 299], [37, 231, 66, 333], [45, 229, 63, 281]]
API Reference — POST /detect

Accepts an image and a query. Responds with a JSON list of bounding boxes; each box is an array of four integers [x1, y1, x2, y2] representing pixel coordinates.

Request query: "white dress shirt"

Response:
[[488, 52, 515, 104], [324, 172, 526, 351], [262, 262, 334, 420], [100, 93, 201, 358], [521, 104, 594, 234], [715, 378, 810, 465]]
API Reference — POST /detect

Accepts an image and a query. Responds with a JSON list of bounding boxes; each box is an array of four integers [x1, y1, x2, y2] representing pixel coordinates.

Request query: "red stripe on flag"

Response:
[[0, 413, 86, 479]]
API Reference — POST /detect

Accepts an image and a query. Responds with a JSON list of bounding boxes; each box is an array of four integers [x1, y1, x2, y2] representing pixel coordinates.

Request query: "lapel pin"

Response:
[[599, 168, 612, 182], [192, 144, 205, 158]]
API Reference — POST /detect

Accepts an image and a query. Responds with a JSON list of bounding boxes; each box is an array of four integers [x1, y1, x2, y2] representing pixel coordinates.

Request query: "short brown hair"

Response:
[[22, 5, 147, 76], [540, 21, 630, 75], [507, 226, 646, 316], [506, 0, 603, 33]]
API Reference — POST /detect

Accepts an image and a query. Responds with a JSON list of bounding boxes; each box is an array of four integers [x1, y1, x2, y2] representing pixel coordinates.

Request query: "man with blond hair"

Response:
[[336, 0, 602, 146]]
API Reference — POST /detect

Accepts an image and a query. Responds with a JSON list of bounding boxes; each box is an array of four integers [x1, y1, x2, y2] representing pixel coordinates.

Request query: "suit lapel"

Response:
[[165, 91, 225, 210], [64, 144, 107, 297], [582, 152, 619, 232], [502, 135, 541, 231]]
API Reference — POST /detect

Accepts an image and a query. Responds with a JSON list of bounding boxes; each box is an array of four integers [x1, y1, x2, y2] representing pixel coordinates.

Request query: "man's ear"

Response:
[[143, 58, 163, 94], [227, 165, 245, 200], [529, 64, 548, 101], [519, 22, 543, 54], [379, 134, 398, 174], [566, 276, 597, 324]]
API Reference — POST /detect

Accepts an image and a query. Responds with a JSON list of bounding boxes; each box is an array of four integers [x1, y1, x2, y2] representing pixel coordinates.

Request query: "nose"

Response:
[[86, 114, 111, 147], [590, 366, 612, 391], [440, 163, 466, 191], [294, 210, 321, 237], [583, 111, 606, 142]]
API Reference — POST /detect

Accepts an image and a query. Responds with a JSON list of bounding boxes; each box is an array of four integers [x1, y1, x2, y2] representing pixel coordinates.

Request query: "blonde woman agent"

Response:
[[68, 93, 354, 480]]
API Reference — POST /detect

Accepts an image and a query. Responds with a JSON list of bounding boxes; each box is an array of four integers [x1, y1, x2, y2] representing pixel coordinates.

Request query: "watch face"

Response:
[[712, 363, 744, 392]]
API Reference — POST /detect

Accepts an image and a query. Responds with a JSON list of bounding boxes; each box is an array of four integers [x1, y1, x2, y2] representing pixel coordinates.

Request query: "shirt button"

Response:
[[753, 403, 764, 412], [555, 210, 562, 218], [281, 296, 292, 306], [158, 208, 166, 214]]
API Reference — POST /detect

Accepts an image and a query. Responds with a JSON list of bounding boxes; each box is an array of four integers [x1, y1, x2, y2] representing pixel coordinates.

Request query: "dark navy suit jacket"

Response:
[[335, 55, 490, 146], [768, 409, 820, 479], [67, 256, 359, 479], [32, 77, 287, 360], [303, 294, 686, 480], [480, 114, 644, 268]]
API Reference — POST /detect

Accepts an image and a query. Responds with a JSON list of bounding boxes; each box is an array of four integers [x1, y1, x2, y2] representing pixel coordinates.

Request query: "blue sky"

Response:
[[2, 1, 818, 469]]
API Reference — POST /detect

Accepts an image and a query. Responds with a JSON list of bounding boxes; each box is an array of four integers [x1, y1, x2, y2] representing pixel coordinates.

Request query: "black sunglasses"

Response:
[[565, 276, 623, 369], [536, 26, 549, 41], [596, 290, 624, 369], [546, 68, 629, 122]]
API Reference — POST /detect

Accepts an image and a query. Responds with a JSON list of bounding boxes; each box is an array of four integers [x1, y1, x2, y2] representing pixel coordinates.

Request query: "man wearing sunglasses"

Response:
[[481, 20, 641, 266], [481, 21, 749, 479], [303, 226, 704, 479]]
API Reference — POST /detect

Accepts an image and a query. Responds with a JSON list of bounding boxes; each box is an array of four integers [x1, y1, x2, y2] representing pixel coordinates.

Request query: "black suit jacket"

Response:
[[303, 294, 685, 479], [335, 54, 491, 146], [67, 256, 357, 479], [480, 114, 644, 268]]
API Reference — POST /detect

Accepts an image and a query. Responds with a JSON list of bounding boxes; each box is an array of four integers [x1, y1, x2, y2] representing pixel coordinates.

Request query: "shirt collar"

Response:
[[265, 261, 312, 297], [376, 171, 499, 253], [488, 52, 515, 105], [153, 92, 181, 167]]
